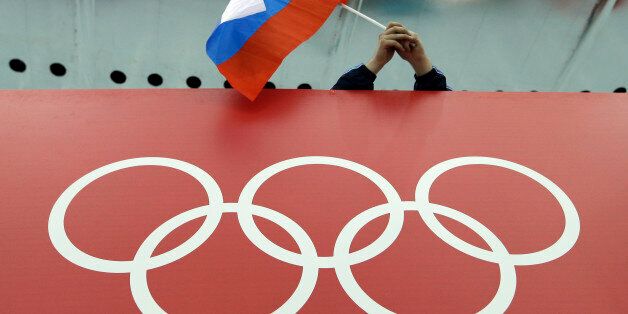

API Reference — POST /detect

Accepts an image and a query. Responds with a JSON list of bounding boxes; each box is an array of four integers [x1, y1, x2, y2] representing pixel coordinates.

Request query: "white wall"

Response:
[[1, 0, 626, 92]]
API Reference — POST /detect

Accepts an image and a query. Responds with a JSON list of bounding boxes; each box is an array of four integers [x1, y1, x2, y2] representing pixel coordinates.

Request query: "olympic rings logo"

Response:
[[49, 156, 580, 313]]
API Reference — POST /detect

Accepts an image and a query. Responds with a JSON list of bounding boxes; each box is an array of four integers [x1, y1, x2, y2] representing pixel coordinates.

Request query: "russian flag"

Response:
[[207, 0, 345, 100]]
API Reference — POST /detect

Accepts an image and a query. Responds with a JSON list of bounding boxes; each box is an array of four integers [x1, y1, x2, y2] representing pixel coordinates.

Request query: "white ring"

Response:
[[48, 157, 224, 273], [415, 156, 580, 266], [334, 201, 516, 313], [129, 203, 319, 314], [237, 156, 404, 268]]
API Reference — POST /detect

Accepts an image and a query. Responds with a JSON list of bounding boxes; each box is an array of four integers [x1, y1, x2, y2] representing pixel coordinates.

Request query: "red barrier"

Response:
[[1, 89, 626, 313]]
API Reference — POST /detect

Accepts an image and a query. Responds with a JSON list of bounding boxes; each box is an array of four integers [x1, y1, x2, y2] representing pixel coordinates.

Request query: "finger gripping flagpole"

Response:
[[340, 3, 386, 30]]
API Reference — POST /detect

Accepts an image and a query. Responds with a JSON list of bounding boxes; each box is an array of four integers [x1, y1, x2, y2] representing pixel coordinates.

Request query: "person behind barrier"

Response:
[[332, 22, 450, 91]]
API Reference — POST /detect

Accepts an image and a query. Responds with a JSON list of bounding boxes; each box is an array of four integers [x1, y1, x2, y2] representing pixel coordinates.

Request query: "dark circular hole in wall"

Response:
[[50, 63, 67, 77], [148, 73, 163, 87], [186, 76, 202, 89], [110, 70, 127, 84], [9, 59, 26, 72]]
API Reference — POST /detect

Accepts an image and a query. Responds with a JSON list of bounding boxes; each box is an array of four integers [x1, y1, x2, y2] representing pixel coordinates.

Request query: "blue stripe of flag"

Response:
[[206, 0, 291, 66]]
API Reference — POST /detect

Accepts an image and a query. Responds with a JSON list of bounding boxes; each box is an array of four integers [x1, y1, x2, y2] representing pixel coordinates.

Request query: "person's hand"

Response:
[[365, 22, 414, 74], [389, 22, 433, 76]]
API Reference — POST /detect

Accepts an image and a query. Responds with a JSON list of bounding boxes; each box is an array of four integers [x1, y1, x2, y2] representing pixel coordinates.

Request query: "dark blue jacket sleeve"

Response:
[[414, 67, 451, 91], [332, 64, 451, 91], [331, 64, 377, 90]]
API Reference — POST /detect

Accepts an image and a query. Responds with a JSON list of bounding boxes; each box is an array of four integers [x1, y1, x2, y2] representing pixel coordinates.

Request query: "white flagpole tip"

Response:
[[340, 3, 386, 30]]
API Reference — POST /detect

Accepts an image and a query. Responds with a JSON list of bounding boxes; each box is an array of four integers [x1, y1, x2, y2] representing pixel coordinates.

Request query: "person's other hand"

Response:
[[365, 22, 414, 74], [389, 23, 433, 76]]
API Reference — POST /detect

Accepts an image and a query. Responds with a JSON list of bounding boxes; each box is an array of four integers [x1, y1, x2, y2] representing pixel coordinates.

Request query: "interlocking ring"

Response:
[[49, 156, 580, 313]]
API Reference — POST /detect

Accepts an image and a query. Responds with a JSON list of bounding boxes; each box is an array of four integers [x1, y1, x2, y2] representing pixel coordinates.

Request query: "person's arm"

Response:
[[391, 23, 451, 91], [332, 23, 413, 90], [331, 64, 377, 90]]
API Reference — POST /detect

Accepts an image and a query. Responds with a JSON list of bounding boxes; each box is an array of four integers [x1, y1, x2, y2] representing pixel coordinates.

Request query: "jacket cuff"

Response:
[[356, 64, 377, 82], [414, 66, 450, 91], [414, 67, 439, 82]]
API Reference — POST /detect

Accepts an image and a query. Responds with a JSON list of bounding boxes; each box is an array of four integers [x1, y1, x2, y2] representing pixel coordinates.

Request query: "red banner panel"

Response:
[[1, 89, 626, 313]]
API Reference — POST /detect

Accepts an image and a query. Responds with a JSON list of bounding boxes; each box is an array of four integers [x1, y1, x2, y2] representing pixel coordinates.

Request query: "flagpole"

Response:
[[340, 3, 386, 30]]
